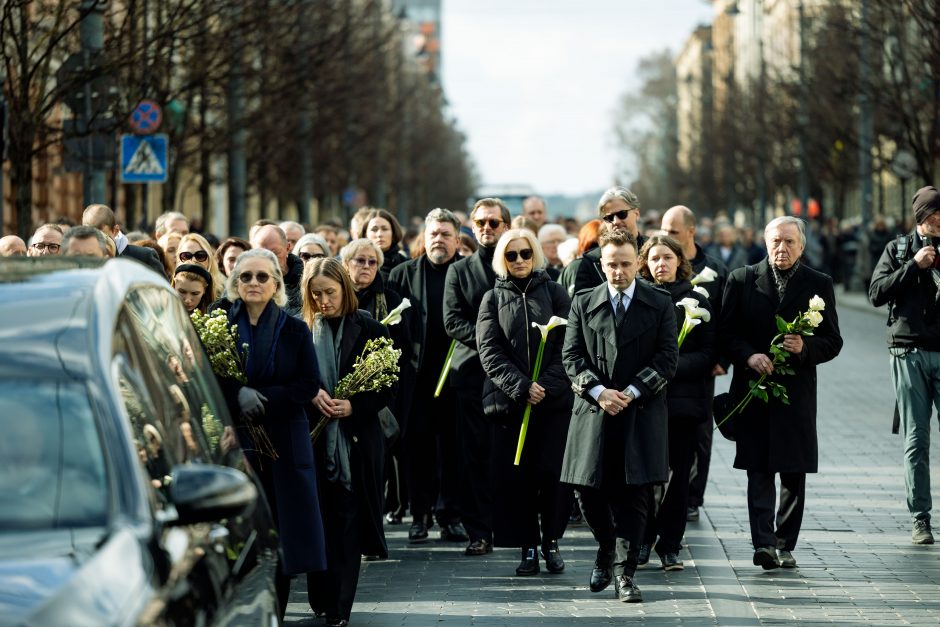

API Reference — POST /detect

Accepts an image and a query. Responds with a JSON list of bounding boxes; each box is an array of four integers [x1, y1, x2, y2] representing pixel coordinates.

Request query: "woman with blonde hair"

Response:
[[177, 233, 225, 299], [302, 257, 393, 627]]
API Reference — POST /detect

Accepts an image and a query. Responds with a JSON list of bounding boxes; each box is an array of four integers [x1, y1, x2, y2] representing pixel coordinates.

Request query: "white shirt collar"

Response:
[[607, 279, 637, 307]]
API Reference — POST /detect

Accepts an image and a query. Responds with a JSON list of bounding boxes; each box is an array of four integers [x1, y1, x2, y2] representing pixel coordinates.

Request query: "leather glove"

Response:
[[237, 387, 268, 419]]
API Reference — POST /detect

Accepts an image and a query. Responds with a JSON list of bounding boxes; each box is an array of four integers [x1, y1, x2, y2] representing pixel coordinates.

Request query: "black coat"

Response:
[[662, 280, 716, 422], [719, 261, 843, 473], [443, 247, 498, 389], [572, 235, 646, 294], [379, 249, 409, 283], [314, 311, 393, 558], [121, 243, 166, 278], [283, 253, 304, 316], [560, 280, 678, 487], [476, 271, 573, 424], [219, 306, 326, 575]]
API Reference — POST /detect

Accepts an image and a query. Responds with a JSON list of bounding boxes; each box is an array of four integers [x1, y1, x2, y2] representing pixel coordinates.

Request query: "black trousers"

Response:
[[307, 480, 362, 621], [578, 482, 651, 578], [405, 384, 462, 524], [746, 470, 806, 551], [688, 418, 712, 508], [455, 388, 494, 542], [645, 416, 697, 555]]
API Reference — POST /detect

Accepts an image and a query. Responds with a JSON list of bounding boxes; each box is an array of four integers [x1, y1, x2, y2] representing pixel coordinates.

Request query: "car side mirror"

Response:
[[166, 463, 257, 525]]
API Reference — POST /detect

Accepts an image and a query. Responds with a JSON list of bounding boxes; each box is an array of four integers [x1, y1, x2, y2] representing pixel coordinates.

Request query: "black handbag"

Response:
[[378, 407, 400, 445], [712, 392, 736, 441]]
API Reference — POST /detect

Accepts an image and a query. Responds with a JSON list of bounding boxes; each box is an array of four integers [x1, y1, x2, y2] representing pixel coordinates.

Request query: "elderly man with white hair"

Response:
[[538, 223, 567, 280], [280, 220, 306, 253], [0, 235, 27, 257], [251, 224, 304, 315]]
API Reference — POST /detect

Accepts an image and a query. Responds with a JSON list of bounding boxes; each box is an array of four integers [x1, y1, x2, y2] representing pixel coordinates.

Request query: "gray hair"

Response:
[[597, 186, 640, 215], [491, 229, 547, 278], [339, 238, 384, 268], [279, 220, 306, 236], [537, 224, 566, 242], [425, 208, 461, 232], [225, 248, 287, 307], [294, 233, 330, 257], [155, 211, 188, 237], [765, 216, 806, 247], [30, 223, 64, 246], [62, 225, 109, 256]]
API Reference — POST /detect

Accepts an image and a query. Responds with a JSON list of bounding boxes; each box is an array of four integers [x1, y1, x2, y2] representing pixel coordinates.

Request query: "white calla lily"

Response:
[[693, 285, 710, 298], [691, 266, 718, 285], [532, 315, 568, 340], [676, 298, 711, 322], [380, 297, 412, 326]]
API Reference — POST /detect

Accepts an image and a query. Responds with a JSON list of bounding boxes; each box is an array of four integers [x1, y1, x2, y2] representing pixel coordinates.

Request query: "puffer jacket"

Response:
[[476, 270, 572, 420]]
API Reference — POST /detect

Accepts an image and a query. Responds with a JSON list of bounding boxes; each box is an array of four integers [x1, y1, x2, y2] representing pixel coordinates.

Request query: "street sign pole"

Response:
[[80, 0, 106, 206]]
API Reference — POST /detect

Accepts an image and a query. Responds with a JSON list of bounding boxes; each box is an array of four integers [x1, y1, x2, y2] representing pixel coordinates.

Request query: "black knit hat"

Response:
[[913, 186, 940, 224]]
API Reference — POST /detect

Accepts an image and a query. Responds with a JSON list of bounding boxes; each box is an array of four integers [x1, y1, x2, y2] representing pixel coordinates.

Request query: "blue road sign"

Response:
[[120, 134, 168, 183], [129, 99, 162, 134]]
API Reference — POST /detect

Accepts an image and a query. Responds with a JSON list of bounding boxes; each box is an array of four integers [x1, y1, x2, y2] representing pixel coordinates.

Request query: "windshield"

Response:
[[0, 381, 108, 530]]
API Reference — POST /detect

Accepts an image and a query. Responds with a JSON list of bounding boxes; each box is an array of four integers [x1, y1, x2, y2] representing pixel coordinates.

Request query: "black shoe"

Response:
[[614, 574, 643, 603], [464, 539, 493, 556], [687, 506, 700, 521], [777, 549, 797, 568], [753, 546, 780, 570], [408, 521, 429, 543], [516, 547, 540, 576], [325, 618, 349, 627], [636, 543, 651, 567], [660, 552, 684, 571], [440, 522, 469, 543], [589, 547, 615, 592], [385, 512, 402, 525], [541, 540, 565, 574]]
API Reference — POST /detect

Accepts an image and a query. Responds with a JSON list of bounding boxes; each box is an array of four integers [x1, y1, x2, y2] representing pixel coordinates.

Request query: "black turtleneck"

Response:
[[478, 245, 497, 281], [421, 255, 452, 380]]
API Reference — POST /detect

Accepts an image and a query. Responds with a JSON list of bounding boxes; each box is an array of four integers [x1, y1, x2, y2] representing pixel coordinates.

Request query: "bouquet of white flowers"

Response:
[[310, 336, 402, 442]]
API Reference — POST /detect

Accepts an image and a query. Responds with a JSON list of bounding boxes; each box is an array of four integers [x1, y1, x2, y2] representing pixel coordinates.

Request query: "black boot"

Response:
[[541, 540, 565, 574], [515, 547, 540, 576]]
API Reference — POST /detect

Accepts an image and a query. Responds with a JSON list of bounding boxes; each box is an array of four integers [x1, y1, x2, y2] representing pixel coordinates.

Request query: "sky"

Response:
[[441, 0, 715, 198]]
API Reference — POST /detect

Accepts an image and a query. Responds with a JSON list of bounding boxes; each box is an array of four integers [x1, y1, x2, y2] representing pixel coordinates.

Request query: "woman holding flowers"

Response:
[[636, 235, 716, 571], [476, 228, 573, 577], [302, 257, 394, 627], [340, 237, 413, 525], [718, 216, 842, 571], [220, 248, 326, 614]]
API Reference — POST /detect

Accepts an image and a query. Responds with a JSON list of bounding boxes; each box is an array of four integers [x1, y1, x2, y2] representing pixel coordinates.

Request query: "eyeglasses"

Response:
[[505, 249, 534, 262], [473, 218, 503, 229], [602, 209, 634, 223], [350, 257, 378, 267], [31, 242, 60, 252], [238, 271, 272, 284], [299, 252, 326, 262], [179, 250, 209, 262]]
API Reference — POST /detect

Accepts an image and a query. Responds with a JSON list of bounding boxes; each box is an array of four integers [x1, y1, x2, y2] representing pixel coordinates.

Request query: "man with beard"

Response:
[[389, 208, 469, 544], [720, 216, 842, 569], [660, 205, 728, 523], [574, 187, 646, 293], [443, 198, 510, 555]]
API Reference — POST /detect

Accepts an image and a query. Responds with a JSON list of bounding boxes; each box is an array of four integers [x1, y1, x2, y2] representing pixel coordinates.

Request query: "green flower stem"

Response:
[[433, 339, 457, 398], [514, 338, 547, 466]]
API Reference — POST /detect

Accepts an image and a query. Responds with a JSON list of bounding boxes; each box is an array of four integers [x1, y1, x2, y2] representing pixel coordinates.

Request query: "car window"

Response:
[[0, 380, 108, 530]]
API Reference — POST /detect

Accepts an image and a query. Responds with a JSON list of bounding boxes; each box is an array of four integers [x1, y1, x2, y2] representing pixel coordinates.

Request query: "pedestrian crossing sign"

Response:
[[120, 134, 168, 183]]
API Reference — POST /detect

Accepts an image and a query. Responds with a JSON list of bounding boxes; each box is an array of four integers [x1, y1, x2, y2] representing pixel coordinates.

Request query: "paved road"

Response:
[[287, 293, 940, 625]]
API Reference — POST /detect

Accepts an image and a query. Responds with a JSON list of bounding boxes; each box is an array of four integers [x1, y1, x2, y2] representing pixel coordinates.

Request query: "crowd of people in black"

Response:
[[1, 189, 850, 624]]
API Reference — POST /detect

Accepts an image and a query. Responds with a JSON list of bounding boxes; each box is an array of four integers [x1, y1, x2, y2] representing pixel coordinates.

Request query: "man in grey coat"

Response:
[[560, 229, 678, 603]]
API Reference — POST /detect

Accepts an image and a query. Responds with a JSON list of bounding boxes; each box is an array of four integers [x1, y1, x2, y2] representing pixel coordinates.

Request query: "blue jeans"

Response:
[[891, 348, 940, 522]]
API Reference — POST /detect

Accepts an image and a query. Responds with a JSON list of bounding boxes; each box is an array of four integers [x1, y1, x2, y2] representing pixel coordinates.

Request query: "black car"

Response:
[[0, 257, 281, 626]]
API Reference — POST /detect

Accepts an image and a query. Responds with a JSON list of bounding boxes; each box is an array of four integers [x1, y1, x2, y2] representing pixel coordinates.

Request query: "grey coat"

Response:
[[559, 280, 678, 488]]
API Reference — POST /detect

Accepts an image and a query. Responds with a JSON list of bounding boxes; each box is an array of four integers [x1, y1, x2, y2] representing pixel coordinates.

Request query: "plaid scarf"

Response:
[[769, 259, 800, 300]]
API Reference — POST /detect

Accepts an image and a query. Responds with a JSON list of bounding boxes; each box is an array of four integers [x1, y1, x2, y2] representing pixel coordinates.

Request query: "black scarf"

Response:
[[769, 259, 800, 300], [231, 299, 287, 383]]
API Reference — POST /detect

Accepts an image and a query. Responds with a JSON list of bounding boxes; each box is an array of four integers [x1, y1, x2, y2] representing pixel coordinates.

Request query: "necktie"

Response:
[[615, 292, 626, 326]]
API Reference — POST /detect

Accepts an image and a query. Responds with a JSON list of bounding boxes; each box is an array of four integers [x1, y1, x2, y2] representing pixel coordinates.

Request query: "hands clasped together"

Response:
[[314, 389, 353, 419], [598, 388, 633, 416]]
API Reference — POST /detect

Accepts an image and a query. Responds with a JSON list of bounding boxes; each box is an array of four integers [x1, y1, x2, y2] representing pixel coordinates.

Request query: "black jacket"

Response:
[[476, 271, 572, 420], [661, 280, 716, 422], [869, 231, 940, 351], [443, 247, 498, 389], [283, 253, 304, 316], [121, 243, 166, 278], [379, 250, 409, 283]]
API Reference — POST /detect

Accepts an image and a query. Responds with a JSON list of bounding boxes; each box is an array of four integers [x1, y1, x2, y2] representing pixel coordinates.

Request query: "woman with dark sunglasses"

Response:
[[177, 233, 224, 299], [216, 248, 326, 619], [295, 233, 331, 264], [339, 238, 413, 526], [475, 228, 574, 577]]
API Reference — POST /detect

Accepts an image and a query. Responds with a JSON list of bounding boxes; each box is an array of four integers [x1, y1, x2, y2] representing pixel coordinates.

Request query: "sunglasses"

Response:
[[299, 252, 326, 262], [505, 249, 534, 262], [473, 218, 503, 229], [602, 209, 634, 223], [351, 257, 378, 267], [238, 271, 272, 284], [179, 250, 209, 262]]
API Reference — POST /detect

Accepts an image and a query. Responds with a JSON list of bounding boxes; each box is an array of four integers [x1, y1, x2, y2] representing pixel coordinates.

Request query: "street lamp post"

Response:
[[797, 0, 810, 217], [79, 0, 106, 205]]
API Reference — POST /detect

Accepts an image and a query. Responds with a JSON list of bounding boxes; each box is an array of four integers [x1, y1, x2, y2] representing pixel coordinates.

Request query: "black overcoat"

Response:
[[314, 310, 394, 558], [718, 260, 843, 473], [443, 248, 497, 389], [559, 280, 678, 487], [663, 281, 716, 422]]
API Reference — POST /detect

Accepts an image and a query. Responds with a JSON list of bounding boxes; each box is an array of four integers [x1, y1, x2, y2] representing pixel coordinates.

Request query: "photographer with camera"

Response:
[[870, 186, 940, 545]]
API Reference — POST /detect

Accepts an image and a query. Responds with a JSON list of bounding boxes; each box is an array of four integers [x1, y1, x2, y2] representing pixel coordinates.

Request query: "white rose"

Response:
[[808, 295, 825, 311]]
